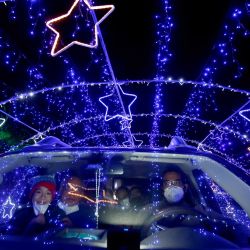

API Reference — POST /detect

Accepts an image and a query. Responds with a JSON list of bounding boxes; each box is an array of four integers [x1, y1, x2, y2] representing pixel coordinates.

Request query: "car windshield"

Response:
[[0, 149, 249, 249]]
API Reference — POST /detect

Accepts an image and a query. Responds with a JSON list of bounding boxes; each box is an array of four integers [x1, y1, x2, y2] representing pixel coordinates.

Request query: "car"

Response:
[[0, 136, 249, 250]]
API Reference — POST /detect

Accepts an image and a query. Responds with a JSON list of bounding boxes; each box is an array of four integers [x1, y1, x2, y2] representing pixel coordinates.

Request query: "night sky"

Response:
[[0, 0, 249, 169], [0, 1, 250, 237], [1, 0, 248, 90], [106, 0, 231, 80]]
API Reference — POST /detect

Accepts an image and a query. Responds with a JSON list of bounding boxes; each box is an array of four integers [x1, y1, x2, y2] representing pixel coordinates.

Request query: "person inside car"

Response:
[[58, 176, 95, 228], [129, 186, 148, 209], [115, 186, 130, 209], [160, 166, 224, 213], [160, 165, 194, 209], [156, 165, 249, 246], [8, 175, 65, 237]]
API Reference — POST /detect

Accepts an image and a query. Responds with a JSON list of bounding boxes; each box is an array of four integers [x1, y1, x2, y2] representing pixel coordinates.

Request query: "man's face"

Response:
[[163, 171, 184, 190], [61, 177, 83, 206]]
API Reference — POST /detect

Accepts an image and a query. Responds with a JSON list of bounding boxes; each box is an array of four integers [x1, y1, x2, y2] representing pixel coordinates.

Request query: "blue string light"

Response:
[[150, 0, 173, 147], [0, 0, 249, 238]]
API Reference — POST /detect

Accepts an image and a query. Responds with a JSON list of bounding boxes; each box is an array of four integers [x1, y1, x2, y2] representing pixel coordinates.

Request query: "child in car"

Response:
[[8, 175, 65, 237]]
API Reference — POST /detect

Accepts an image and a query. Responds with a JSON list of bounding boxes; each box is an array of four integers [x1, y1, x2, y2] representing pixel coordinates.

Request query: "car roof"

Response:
[[0, 143, 248, 181]]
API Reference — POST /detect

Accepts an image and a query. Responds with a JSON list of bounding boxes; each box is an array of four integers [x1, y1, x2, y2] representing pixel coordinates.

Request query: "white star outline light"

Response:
[[0, 118, 6, 127], [239, 109, 250, 122], [99, 85, 137, 122], [120, 119, 132, 130], [123, 135, 143, 147], [0, 0, 14, 5], [2, 196, 15, 219], [46, 0, 115, 56], [197, 143, 212, 153], [209, 127, 226, 141]]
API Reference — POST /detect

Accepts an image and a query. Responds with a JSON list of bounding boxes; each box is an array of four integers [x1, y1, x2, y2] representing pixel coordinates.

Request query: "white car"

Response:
[[0, 136, 249, 249]]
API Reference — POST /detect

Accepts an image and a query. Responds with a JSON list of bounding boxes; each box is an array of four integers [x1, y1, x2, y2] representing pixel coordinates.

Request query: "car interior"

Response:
[[0, 149, 249, 249]]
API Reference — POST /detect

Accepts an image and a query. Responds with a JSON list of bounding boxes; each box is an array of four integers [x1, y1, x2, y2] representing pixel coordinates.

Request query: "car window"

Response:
[[0, 164, 151, 226], [0, 165, 42, 224], [193, 169, 250, 228], [0, 155, 249, 250]]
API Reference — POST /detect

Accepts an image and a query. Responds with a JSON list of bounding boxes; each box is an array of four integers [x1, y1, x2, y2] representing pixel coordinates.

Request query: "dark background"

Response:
[[1, 0, 249, 91], [0, 0, 249, 169]]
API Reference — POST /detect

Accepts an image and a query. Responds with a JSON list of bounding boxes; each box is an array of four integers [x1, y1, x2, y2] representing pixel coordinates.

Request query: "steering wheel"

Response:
[[141, 206, 207, 237], [141, 205, 249, 243]]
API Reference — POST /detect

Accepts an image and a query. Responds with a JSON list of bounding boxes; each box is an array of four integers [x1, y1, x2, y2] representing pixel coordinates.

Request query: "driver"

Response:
[[157, 166, 250, 246], [159, 165, 195, 209], [160, 166, 226, 214]]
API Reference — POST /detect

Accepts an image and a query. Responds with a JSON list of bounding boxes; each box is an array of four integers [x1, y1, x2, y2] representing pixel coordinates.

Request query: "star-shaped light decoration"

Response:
[[0, 118, 6, 127], [209, 127, 227, 141], [120, 119, 132, 130], [99, 85, 137, 122], [123, 135, 143, 147], [197, 143, 212, 153], [0, 0, 13, 5], [46, 0, 115, 56], [2, 196, 15, 219], [239, 109, 250, 122], [226, 204, 235, 214]]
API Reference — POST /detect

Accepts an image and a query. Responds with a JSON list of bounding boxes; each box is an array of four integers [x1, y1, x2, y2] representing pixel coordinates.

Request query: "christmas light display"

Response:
[[46, 0, 115, 56], [2, 197, 15, 219], [0, 118, 6, 127], [99, 85, 137, 122], [239, 108, 250, 122], [67, 192, 117, 205], [0, 0, 249, 244], [150, 0, 173, 147], [122, 135, 143, 147], [195, 171, 250, 229], [176, 2, 250, 142], [0, 0, 13, 5], [247, 1, 250, 14]]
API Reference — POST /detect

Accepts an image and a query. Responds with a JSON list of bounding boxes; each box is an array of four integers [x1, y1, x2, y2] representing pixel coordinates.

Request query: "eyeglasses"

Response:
[[163, 179, 183, 187]]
